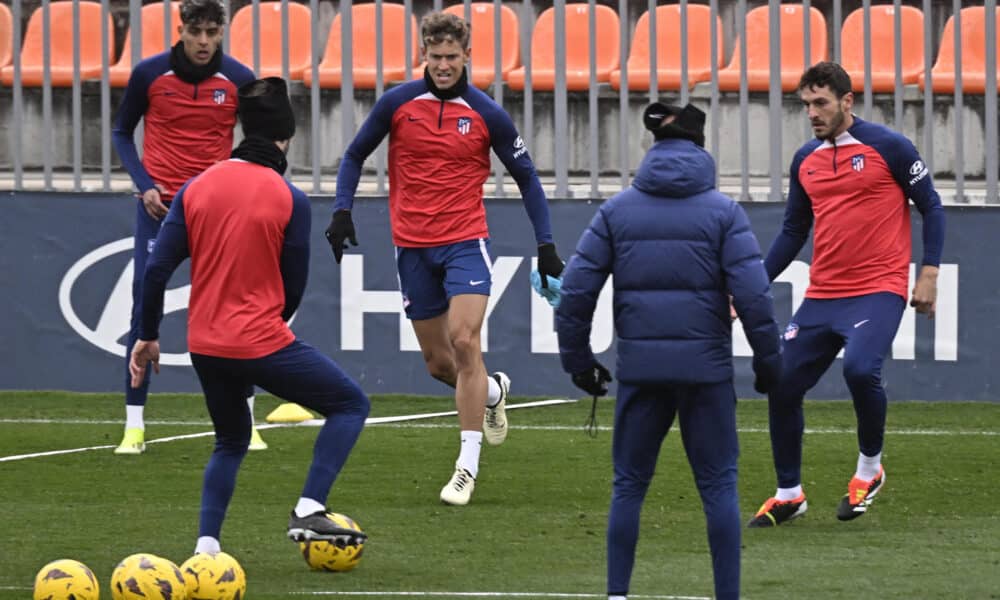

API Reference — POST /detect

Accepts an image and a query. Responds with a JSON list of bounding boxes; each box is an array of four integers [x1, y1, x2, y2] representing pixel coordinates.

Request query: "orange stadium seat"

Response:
[[716, 4, 827, 92], [0, 3, 13, 69], [0, 0, 115, 87], [840, 5, 924, 92], [506, 3, 620, 91], [443, 3, 519, 88], [109, 2, 181, 87], [920, 6, 1000, 94], [229, 1, 312, 80], [610, 4, 722, 91], [303, 3, 418, 89]]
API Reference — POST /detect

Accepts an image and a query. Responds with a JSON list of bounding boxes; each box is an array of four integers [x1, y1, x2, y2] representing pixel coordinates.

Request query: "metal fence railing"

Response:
[[1, 0, 997, 202]]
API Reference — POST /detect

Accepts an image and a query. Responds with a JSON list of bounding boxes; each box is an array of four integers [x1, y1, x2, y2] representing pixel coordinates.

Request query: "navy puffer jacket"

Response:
[[556, 138, 781, 385]]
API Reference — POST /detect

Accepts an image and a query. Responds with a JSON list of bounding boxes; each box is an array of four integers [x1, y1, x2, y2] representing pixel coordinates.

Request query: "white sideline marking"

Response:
[[2, 399, 998, 464], [287, 593, 708, 599], [0, 585, 704, 599], [0, 399, 574, 463], [368, 424, 1000, 436]]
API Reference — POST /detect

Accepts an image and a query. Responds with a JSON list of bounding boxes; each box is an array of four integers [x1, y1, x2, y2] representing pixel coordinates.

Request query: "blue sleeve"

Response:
[[722, 202, 781, 369], [886, 137, 945, 267], [112, 64, 157, 194], [480, 102, 553, 245], [555, 205, 613, 374], [138, 183, 191, 340], [221, 56, 256, 87], [281, 185, 311, 321], [764, 150, 813, 281], [333, 92, 399, 212]]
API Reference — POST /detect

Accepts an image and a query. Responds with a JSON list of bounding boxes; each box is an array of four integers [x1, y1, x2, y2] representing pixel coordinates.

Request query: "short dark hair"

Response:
[[421, 12, 471, 49], [180, 0, 226, 25], [798, 61, 853, 97]]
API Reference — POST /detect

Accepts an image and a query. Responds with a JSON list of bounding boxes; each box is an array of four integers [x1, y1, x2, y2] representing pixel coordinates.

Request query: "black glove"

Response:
[[571, 361, 613, 396], [537, 243, 564, 288], [325, 210, 358, 264], [752, 355, 782, 394]]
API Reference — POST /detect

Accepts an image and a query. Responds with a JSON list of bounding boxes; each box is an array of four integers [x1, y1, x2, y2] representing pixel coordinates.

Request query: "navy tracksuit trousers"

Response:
[[190, 339, 370, 541], [607, 380, 740, 600], [769, 292, 905, 488], [125, 201, 162, 405]]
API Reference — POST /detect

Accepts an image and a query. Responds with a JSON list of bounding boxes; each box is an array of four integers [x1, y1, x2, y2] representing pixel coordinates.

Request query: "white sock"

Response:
[[246, 395, 256, 424], [486, 375, 501, 407], [125, 405, 145, 430], [294, 497, 326, 518], [856, 452, 882, 481], [776, 485, 803, 501], [194, 536, 220, 556], [609, 596, 628, 600], [457, 431, 483, 478]]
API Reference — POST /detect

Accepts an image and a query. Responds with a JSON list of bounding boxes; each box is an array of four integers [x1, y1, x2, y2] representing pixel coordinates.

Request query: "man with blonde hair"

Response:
[[327, 11, 564, 505]]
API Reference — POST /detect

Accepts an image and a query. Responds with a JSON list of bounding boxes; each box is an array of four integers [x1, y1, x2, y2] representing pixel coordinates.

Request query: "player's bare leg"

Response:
[[446, 294, 489, 432], [413, 294, 489, 505], [412, 313, 458, 388]]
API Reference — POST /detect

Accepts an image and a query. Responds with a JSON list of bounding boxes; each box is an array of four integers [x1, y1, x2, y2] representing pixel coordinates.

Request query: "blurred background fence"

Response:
[[0, 0, 996, 202]]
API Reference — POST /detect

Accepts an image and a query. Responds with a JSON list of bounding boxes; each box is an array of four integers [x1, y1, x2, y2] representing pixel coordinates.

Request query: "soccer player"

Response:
[[111, 0, 265, 454], [555, 103, 782, 600], [129, 77, 370, 555], [325, 12, 564, 505], [747, 62, 945, 527]]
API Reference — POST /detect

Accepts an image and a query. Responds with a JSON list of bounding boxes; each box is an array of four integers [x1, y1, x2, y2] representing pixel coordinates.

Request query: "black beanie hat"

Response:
[[642, 102, 706, 147], [237, 77, 296, 141]]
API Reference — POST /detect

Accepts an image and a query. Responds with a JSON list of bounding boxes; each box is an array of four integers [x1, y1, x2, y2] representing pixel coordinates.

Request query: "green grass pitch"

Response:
[[1, 391, 998, 599]]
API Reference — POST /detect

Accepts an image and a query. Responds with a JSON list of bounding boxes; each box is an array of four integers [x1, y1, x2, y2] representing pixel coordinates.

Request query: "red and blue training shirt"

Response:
[[138, 159, 312, 359], [765, 116, 945, 300], [112, 51, 254, 202], [334, 73, 553, 248]]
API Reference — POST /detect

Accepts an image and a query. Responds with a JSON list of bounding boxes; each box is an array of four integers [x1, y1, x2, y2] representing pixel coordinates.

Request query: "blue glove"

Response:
[[530, 270, 562, 308]]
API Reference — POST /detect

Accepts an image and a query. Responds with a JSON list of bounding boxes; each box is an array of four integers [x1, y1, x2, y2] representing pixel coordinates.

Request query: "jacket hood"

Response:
[[632, 138, 717, 198]]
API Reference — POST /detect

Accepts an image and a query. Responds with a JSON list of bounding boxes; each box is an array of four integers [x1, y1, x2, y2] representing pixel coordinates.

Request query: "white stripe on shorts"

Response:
[[478, 238, 493, 273]]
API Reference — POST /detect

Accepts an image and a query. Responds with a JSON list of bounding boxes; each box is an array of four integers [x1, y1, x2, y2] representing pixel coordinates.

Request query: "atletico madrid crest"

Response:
[[457, 117, 471, 135], [213, 89, 227, 105], [851, 154, 865, 172]]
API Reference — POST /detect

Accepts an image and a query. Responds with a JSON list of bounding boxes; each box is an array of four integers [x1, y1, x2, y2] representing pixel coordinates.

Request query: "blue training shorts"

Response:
[[395, 238, 493, 320]]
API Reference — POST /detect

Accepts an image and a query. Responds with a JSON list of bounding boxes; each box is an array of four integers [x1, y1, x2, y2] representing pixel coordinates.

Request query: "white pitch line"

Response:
[[1, 398, 998, 463], [342, 398, 576, 426], [0, 585, 705, 600], [368, 423, 1000, 436], [287, 592, 708, 600], [0, 399, 578, 428], [0, 414, 997, 437], [0, 399, 575, 463]]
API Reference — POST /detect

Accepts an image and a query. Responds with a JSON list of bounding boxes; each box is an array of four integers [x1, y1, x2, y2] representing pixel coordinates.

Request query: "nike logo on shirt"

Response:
[[469, 280, 485, 286], [853, 319, 870, 328]]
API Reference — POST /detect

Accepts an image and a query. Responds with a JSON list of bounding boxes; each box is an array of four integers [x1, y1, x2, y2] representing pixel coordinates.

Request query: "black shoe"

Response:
[[746, 494, 808, 528], [836, 467, 885, 521], [287, 510, 367, 544]]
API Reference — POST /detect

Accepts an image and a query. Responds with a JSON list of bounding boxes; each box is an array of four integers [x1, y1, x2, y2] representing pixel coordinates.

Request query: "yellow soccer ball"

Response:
[[179, 552, 246, 600], [299, 512, 366, 572], [110, 553, 186, 600], [33, 559, 99, 600]]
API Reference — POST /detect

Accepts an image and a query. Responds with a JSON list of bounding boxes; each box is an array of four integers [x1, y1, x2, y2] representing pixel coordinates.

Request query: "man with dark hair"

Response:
[[556, 103, 782, 600], [112, 0, 262, 455], [130, 77, 370, 556], [326, 11, 564, 505], [747, 61, 945, 527]]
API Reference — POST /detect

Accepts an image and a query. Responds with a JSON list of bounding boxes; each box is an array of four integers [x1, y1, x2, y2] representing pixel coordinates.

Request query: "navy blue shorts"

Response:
[[395, 238, 493, 320]]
